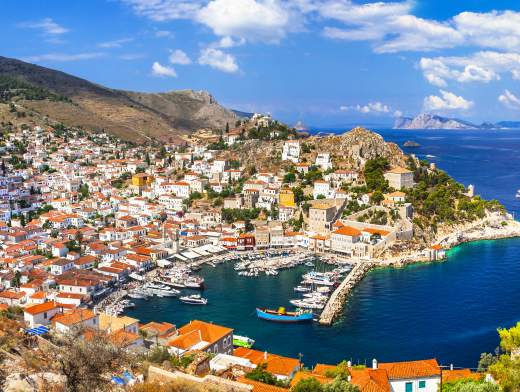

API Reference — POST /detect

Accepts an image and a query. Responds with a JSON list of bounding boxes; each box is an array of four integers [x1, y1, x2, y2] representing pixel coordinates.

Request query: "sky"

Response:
[[4, 0, 520, 127]]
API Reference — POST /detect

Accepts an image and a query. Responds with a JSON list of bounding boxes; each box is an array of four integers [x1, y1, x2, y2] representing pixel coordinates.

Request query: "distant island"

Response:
[[394, 113, 520, 130]]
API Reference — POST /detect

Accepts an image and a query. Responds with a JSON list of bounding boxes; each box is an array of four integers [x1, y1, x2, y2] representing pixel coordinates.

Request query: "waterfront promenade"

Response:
[[319, 261, 375, 325]]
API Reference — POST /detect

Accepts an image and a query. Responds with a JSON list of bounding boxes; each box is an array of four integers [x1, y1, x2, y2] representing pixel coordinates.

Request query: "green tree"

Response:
[[293, 377, 323, 392], [364, 157, 389, 192], [245, 364, 285, 387], [370, 190, 385, 205], [323, 378, 360, 392], [442, 379, 499, 392]]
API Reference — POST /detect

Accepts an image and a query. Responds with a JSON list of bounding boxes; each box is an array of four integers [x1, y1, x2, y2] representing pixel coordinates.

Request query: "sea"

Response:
[[126, 129, 520, 369]]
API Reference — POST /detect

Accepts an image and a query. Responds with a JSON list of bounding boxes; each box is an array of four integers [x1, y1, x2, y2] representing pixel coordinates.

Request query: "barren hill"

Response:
[[0, 56, 238, 142]]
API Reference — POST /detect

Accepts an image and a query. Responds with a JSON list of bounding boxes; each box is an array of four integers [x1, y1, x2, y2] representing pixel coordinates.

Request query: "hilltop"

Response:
[[394, 113, 520, 130], [0, 56, 239, 142]]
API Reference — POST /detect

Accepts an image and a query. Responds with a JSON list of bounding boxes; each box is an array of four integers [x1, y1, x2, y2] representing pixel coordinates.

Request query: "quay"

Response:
[[319, 261, 375, 326]]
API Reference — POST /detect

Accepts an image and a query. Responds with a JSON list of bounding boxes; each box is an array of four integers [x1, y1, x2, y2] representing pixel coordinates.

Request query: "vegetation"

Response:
[[364, 157, 389, 192], [0, 75, 71, 103], [221, 208, 261, 224], [245, 363, 287, 387], [406, 157, 504, 228], [292, 375, 360, 392], [442, 379, 499, 392]]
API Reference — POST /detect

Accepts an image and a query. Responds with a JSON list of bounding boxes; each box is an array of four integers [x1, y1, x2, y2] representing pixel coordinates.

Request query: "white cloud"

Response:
[[198, 48, 239, 73], [419, 51, 520, 87], [19, 18, 68, 35], [196, 0, 296, 43], [498, 90, 520, 110], [23, 52, 103, 62], [453, 11, 520, 51], [122, 0, 204, 21], [340, 101, 395, 115], [151, 61, 177, 77], [393, 110, 403, 118], [216, 36, 246, 48], [423, 90, 473, 111], [98, 38, 133, 48], [169, 49, 192, 65]]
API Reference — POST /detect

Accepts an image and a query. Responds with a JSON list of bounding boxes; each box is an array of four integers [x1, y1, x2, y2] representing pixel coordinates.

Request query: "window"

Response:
[[419, 381, 426, 389], [405, 382, 413, 392]]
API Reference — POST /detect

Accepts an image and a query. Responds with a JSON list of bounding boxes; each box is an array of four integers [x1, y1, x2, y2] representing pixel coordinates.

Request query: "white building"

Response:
[[282, 141, 300, 163], [315, 153, 332, 171]]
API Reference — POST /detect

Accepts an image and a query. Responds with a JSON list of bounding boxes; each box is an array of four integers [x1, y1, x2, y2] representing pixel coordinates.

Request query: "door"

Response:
[[405, 382, 413, 392]]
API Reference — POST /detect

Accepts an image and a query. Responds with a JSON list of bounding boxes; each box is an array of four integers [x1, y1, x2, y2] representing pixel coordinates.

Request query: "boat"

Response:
[[289, 299, 325, 310], [256, 307, 313, 323], [516, 189, 520, 198], [179, 294, 208, 305], [294, 285, 311, 293], [185, 276, 205, 289], [233, 334, 255, 348], [305, 261, 314, 267], [127, 291, 148, 300]]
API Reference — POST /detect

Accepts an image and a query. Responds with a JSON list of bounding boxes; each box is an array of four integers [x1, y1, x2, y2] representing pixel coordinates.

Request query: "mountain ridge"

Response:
[[0, 56, 240, 142], [394, 113, 520, 130]]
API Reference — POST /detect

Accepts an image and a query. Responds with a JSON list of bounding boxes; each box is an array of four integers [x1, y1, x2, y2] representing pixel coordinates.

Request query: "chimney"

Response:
[[264, 351, 268, 360], [347, 375, 352, 382], [450, 364, 454, 371], [372, 359, 378, 369], [347, 360, 352, 367]]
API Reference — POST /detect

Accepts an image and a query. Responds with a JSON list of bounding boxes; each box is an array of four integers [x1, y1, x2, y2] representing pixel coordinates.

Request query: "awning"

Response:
[[26, 325, 49, 336]]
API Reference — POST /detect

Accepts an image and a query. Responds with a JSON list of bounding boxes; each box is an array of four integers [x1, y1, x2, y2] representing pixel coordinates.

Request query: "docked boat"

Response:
[[233, 334, 255, 348], [185, 276, 205, 289], [305, 261, 314, 267], [294, 285, 311, 293], [289, 299, 325, 310], [256, 307, 313, 323], [179, 294, 208, 305], [127, 291, 148, 300]]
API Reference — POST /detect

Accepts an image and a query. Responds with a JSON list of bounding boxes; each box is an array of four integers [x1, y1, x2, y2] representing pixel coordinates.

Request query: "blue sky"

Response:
[[4, 1, 520, 127]]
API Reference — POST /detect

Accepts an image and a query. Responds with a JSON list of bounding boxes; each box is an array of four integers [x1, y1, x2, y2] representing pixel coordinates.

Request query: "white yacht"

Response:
[[180, 294, 208, 305]]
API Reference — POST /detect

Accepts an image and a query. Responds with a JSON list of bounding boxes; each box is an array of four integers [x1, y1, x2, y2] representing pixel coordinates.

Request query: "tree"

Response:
[[246, 364, 286, 387], [364, 157, 389, 192], [370, 190, 385, 205], [442, 379, 499, 392], [293, 377, 323, 392], [284, 172, 296, 183], [42, 328, 129, 392], [324, 378, 360, 392]]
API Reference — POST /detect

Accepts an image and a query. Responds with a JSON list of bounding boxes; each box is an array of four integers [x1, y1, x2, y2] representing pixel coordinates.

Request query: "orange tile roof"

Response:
[[350, 368, 391, 392], [234, 347, 300, 377], [238, 377, 288, 392], [24, 301, 61, 315], [387, 167, 412, 174], [362, 228, 390, 237], [52, 309, 96, 326], [334, 226, 362, 237], [168, 320, 232, 350], [442, 369, 482, 383], [379, 359, 440, 379]]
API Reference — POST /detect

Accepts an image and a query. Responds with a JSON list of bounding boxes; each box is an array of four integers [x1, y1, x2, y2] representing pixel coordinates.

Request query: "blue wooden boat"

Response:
[[256, 307, 313, 323]]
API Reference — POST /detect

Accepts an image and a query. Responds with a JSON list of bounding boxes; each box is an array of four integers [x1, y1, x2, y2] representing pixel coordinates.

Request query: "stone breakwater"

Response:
[[319, 262, 375, 326]]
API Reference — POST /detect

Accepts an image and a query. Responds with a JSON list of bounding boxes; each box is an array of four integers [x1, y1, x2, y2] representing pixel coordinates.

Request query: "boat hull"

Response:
[[256, 308, 313, 323]]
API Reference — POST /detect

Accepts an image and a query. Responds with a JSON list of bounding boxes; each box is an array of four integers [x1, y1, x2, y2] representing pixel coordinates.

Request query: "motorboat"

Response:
[[294, 285, 311, 293], [179, 294, 208, 305]]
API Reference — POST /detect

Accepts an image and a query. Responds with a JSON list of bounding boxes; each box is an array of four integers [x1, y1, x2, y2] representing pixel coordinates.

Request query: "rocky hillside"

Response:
[[394, 114, 478, 130], [0, 56, 238, 142], [224, 127, 407, 172]]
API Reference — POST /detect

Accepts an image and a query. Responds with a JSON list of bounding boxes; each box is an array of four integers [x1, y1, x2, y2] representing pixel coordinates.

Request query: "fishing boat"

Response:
[[233, 335, 255, 348], [256, 307, 313, 323], [179, 294, 208, 305]]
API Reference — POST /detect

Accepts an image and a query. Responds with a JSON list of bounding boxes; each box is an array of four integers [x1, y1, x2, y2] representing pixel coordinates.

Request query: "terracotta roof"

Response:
[[334, 226, 362, 237], [362, 228, 390, 237], [168, 320, 232, 350], [52, 309, 96, 326], [350, 368, 391, 392], [379, 359, 441, 379], [442, 369, 482, 383], [238, 377, 288, 392], [234, 347, 300, 377], [24, 301, 61, 315]]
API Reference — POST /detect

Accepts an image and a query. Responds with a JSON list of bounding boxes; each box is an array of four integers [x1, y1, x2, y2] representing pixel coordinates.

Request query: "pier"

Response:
[[319, 261, 375, 325]]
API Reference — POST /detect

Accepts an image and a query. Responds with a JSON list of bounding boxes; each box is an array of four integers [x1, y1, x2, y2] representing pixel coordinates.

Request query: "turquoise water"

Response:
[[127, 130, 520, 368]]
